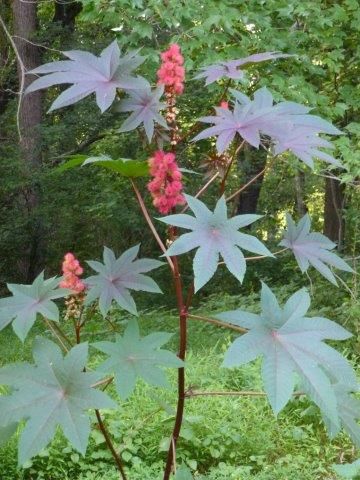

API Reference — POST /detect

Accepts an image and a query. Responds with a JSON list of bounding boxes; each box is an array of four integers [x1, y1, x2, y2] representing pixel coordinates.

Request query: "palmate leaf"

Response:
[[193, 87, 342, 169], [93, 319, 184, 399], [85, 245, 163, 317], [333, 459, 360, 479], [218, 283, 357, 430], [173, 464, 194, 479], [116, 82, 168, 142], [158, 194, 273, 291], [321, 384, 360, 448], [280, 213, 353, 285], [194, 51, 292, 85], [25, 41, 147, 113], [0, 272, 71, 342], [0, 337, 115, 465], [193, 87, 281, 153]]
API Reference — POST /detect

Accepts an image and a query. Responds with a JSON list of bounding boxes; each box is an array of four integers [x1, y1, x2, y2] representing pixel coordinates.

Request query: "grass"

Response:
[[0, 282, 359, 479]]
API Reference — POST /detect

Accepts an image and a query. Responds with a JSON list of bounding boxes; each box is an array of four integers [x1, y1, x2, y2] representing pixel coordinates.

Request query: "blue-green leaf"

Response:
[[93, 319, 184, 399], [219, 283, 357, 432], [0, 338, 115, 465], [159, 195, 272, 291], [333, 459, 360, 479], [0, 272, 71, 342], [85, 245, 163, 316]]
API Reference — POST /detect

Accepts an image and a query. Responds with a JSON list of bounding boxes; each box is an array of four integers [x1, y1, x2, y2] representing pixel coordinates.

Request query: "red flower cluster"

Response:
[[157, 44, 185, 95], [59, 253, 85, 294], [147, 151, 185, 214]]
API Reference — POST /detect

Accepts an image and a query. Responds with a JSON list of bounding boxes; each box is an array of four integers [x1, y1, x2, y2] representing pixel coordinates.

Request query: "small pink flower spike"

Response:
[[59, 252, 85, 293], [147, 151, 185, 214], [157, 44, 185, 96]]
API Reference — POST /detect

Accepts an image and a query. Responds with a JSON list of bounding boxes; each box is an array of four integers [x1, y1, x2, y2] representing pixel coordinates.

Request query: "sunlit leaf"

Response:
[[195, 52, 293, 85], [193, 87, 342, 168], [280, 213, 353, 285], [117, 83, 168, 142], [26, 41, 147, 112]]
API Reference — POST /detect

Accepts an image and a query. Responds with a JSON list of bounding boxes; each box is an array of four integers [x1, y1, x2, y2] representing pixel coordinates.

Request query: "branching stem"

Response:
[[186, 390, 305, 398], [95, 410, 128, 480], [180, 172, 220, 214], [187, 313, 247, 333], [131, 179, 174, 272], [226, 164, 268, 203], [44, 319, 70, 352]]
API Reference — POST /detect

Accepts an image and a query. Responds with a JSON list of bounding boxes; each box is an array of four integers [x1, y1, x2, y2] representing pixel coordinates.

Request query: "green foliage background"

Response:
[[1, 0, 360, 288]]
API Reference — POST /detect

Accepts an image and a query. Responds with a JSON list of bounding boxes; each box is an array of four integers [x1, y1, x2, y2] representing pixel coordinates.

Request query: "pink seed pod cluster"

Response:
[[157, 44, 185, 95], [59, 252, 85, 294], [147, 151, 185, 214]]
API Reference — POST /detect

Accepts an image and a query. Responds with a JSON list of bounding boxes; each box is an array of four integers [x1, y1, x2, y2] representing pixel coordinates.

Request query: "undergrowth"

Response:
[[0, 280, 358, 479]]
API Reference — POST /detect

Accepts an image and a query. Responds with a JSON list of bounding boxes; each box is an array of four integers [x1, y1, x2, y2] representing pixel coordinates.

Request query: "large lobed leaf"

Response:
[[172, 464, 194, 479], [194, 51, 293, 85], [321, 383, 360, 448], [193, 87, 342, 169], [0, 338, 115, 465], [0, 272, 71, 342], [85, 245, 163, 316], [333, 459, 360, 479], [25, 41, 147, 113], [116, 82, 168, 142], [93, 319, 184, 399], [159, 194, 273, 291], [280, 213, 353, 285], [218, 283, 358, 440]]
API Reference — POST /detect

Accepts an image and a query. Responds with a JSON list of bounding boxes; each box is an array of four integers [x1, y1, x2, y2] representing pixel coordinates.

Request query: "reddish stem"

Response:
[[163, 251, 188, 480], [95, 410, 127, 480], [179, 172, 220, 215], [226, 158, 273, 203]]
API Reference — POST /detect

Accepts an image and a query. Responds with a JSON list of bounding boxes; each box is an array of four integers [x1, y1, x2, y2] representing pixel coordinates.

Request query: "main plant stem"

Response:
[[163, 252, 188, 480]]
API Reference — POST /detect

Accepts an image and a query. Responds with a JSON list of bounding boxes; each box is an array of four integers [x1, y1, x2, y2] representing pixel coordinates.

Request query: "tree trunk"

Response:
[[236, 144, 267, 215], [12, 0, 44, 281], [53, 1, 82, 31], [323, 175, 345, 250], [0, 0, 14, 116]]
